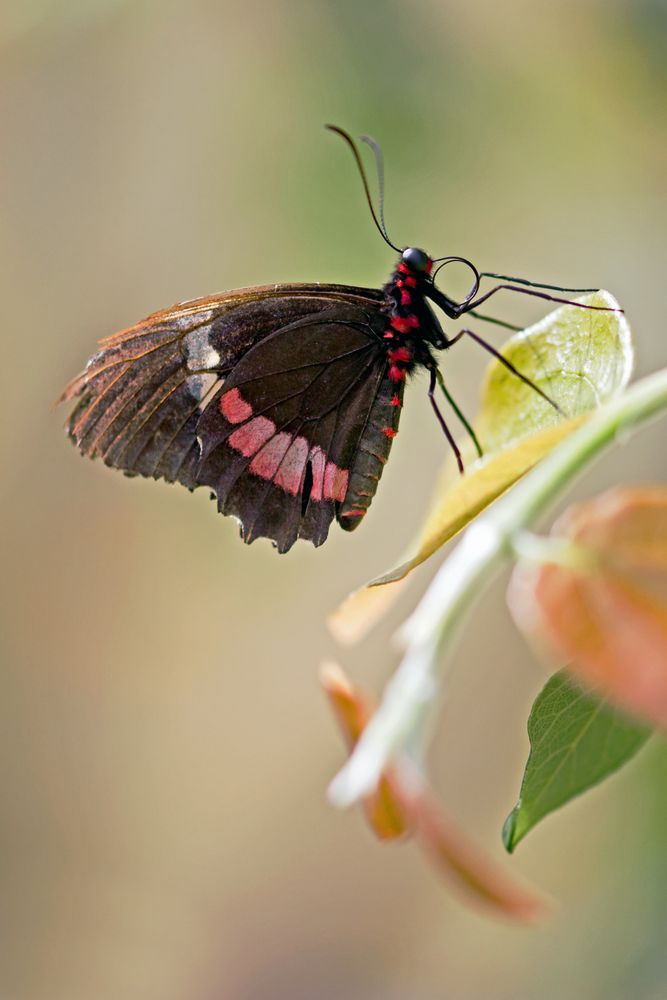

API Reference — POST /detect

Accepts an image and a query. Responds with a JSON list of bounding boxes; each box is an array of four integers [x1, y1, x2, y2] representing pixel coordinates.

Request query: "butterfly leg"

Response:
[[467, 309, 521, 332], [449, 328, 565, 417], [435, 369, 483, 459], [427, 280, 621, 320], [427, 367, 464, 474], [478, 272, 598, 294], [453, 283, 622, 317]]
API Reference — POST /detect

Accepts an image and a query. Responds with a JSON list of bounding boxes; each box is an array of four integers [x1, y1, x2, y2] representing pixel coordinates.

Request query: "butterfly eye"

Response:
[[401, 247, 430, 272]]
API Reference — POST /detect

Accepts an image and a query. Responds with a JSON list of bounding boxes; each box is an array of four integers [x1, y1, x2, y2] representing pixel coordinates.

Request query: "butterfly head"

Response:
[[401, 247, 432, 274]]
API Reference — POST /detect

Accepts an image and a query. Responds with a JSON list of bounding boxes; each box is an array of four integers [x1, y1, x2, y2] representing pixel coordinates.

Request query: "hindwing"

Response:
[[61, 284, 404, 550]]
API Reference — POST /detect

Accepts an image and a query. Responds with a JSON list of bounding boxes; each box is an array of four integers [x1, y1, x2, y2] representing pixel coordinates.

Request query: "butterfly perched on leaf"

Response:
[[60, 126, 618, 553]]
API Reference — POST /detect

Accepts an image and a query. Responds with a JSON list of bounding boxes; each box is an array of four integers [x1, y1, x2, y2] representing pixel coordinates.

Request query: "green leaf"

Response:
[[476, 289, 634, 451], [503, 671, 651, 853], [329, 292, 633, 643]]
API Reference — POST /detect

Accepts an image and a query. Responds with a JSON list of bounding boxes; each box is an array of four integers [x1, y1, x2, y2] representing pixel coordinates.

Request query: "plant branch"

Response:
[[328, 367, 667, 807]]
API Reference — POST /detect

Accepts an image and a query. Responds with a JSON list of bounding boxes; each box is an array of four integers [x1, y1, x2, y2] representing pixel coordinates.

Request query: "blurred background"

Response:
[[1, 1, 666, 997]]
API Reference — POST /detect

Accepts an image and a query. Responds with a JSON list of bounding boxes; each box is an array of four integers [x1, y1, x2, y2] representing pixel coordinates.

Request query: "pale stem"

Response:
[[328, 367, 667, 808], [510, 531, 599, 571]]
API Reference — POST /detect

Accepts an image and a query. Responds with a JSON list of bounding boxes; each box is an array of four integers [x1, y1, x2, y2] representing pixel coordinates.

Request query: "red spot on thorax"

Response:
[[388, 365, 405, 383], [396, 266, 420, 283], [400, 289, 412, 306], [391, 394, 401, 407], [388, 346, 412, 364], [390, 315, 419, 334], [425, 258, 433, 274]]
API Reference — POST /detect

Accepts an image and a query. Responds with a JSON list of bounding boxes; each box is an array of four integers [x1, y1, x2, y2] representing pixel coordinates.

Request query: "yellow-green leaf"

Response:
[[476, 289, 633, 451]]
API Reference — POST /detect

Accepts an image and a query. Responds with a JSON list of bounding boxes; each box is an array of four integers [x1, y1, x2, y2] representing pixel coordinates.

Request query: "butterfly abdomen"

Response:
[[337, 364, 406, 531]]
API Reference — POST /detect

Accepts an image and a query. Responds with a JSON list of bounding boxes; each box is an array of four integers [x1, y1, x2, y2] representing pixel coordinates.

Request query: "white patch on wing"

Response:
[[171, 308, 214, 331], [186, 371, 219, 401], [185, 322, 220, 371]]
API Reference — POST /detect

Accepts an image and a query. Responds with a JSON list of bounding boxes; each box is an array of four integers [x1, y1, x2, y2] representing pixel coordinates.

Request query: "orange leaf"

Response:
[[320, 662, 413, 841], [327, 577, 410, 646], [398, 772, 550, 924], [322, 664, 549, 921], [509, 487, 667, 728], [561, 486, 667, 571]]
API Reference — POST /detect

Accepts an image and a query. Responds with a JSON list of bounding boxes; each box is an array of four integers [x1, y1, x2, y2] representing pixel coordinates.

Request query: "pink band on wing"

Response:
[[308, 447, 326, 501], [324, 461, 349, 502], [274, 436, 309, 495], [249, 433, 291, 480], [220, 387, 253, 424], [228, 416, 276, 457]]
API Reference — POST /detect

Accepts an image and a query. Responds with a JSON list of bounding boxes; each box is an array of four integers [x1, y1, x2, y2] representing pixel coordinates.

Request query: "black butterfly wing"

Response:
[[61, 284, 404, 550], [195, 303, 405, 551], [61, 283, 382, 489]]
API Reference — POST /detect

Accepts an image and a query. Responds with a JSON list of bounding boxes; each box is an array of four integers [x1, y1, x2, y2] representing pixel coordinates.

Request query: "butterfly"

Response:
[[60, 126, 618, 553]]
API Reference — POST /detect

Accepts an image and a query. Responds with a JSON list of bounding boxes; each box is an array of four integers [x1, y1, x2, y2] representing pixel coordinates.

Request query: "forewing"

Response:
[[61, 283, 382, 491]]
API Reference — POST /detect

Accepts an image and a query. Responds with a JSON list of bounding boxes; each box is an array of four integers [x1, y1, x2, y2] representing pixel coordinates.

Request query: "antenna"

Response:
[[325, 125, 401, 253], [359, 133, 391, 245]]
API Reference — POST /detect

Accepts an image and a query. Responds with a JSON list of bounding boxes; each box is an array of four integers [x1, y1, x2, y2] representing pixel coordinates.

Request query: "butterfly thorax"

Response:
[[381, 256, 438, 384]]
